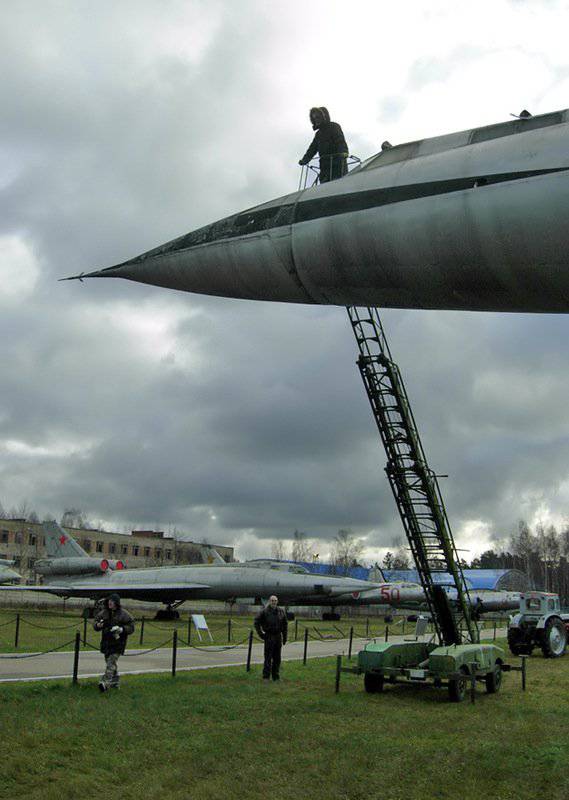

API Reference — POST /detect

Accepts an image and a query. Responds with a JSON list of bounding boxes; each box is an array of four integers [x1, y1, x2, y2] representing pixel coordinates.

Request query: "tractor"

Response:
[[507, 592, 568, 658]]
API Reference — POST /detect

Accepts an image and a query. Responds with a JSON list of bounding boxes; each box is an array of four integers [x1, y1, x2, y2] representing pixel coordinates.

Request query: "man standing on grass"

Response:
[[93, 593, 135, 692], [254, 595, 288, 681]]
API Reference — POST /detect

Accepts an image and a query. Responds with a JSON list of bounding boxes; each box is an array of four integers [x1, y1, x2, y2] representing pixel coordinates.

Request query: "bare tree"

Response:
[[291, 530, 310, 563], [330, 529, 364, 575], [271, 540, 288, 561], [61, 508, 92, 529]]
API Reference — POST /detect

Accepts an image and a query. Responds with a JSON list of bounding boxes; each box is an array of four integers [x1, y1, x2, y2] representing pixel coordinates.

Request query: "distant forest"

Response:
[[465, 520, 569, 601]]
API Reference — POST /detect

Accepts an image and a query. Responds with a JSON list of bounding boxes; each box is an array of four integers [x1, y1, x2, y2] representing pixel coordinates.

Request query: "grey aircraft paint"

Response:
[[0, 560, 20, 584], [67, 109, 569, 313]]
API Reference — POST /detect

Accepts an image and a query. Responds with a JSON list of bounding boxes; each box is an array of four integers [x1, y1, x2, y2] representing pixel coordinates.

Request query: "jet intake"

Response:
[[35, 557, 122, 576]]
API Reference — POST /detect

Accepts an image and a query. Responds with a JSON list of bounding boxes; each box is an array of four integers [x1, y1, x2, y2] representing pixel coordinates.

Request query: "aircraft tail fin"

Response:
[[42, 521, 89, 558], [203, 546, 226, 565]]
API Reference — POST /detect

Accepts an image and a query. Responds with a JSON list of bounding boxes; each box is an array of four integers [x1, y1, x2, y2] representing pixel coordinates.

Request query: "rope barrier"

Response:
[[176, 634, 251, 652], [123, 638, 177, 657], [81, 638, 178, 657], [0, 638, 78, 659], [19, 618, 80, 631], [0, 618, 16, 628]]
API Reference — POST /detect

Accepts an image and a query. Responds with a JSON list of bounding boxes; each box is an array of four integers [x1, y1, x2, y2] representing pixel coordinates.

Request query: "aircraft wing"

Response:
[[0, 583, 211, 600]]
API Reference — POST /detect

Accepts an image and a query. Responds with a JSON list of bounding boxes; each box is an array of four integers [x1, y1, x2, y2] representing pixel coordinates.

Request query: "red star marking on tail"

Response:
[[59, 535, 67, 544]]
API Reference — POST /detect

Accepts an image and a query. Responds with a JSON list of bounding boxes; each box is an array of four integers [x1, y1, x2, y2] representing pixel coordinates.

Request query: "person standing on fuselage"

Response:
[[254, 595, 288, 681], [298, 107, 349, 183]]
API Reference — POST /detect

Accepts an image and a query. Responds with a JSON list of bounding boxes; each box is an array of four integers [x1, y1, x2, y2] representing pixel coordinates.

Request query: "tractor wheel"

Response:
[[364, 672, 384, 693], [485, 662, 503, 694], [448, 667, 469, 703], [541, 618, 567, 658], [507, 628, 534, 657]]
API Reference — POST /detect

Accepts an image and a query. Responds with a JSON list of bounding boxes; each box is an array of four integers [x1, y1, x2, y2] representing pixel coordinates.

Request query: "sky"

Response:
[[2, 0, 569, 563]]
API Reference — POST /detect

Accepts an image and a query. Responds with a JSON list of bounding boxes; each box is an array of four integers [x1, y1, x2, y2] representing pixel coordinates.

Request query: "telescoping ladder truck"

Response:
[[342, 306, 511, 702]]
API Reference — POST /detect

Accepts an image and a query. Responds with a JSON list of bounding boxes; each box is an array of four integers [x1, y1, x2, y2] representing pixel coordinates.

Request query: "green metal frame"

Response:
[[347, 305, 479, 645]]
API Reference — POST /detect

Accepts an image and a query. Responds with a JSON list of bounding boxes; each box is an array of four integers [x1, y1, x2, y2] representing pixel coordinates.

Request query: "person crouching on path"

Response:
[[254, 595, 288, 681], [93, 593, 135, 692]]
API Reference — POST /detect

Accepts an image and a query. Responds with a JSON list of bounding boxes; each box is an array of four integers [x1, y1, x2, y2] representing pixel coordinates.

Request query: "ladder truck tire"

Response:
[[485, 662, 503, 694], [364, 672, 384, 693], [448, 667, 470, 703], [540, 617, 567, 658]]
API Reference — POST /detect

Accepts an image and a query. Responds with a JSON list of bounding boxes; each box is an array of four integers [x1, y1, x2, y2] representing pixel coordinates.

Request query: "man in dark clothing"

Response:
[[93, 593, 135, 692], [298, 107, 349, 183], [254, 595, 288, 681]]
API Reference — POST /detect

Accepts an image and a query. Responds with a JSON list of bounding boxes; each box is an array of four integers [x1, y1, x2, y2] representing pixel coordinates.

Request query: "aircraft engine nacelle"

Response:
[[35, 557, 126, 576]]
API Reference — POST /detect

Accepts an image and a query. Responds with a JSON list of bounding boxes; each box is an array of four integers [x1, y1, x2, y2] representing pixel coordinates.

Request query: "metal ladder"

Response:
[[347, 305, 479, 645]]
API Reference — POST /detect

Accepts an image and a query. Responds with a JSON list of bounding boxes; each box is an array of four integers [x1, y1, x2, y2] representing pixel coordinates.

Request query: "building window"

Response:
[[0, 553, 7, 559], [144, 547, 150, 557], [133, 546, 139, 556], [15, 532, 22, 544], [109, 543, 116, 554], [121, 545, 128, 555], [1, 531, 8, 543], [96, 542, 104, 553], [165, 550, 172, 560], [154, 549, 162, 559], [27, 558, 36, 569], [84, 539, 92, 552], [28, 533, 36, 546]]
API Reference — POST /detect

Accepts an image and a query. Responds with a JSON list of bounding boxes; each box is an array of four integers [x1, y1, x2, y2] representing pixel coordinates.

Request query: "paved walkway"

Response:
[[0, 637, 367, 683], [0, 628, 507, 684]]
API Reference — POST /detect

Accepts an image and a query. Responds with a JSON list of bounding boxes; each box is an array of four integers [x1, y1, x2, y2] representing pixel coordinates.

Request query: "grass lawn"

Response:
[[1, 645, 568, 800]]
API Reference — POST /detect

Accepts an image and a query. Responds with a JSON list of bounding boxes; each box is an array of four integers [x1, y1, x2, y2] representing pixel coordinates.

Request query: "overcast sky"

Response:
[[2, 0, 569, 562]]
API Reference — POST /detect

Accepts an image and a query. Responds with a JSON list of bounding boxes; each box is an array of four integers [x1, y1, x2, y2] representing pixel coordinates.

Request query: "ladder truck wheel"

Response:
[[541, 618, 567, 658], [364, 672, 384, 693], [485, 662, 503, 694], [448, 667, 469, 703], [507, 628, 534, 657]]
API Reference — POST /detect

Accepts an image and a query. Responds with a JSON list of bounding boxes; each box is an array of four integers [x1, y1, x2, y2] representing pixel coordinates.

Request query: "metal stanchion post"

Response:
[[365, 618, 369, 637], [188, 614, 192, 645], [348, 627, 354, 660], [172, 630, 178, 678], [14, 613, 20, 648], [493, 623, 497, 641], [470, 670, 476, 704], [72, 632, 81, 685], [385, 625, 389, 643], [295, 619, 298, 641], [303, 628, 308, 665], [335, 655, 342, 694], [139, 617, 145, 646], [521, 655, 527, 691], [228, 618, 232, 643], [83, 616, 87, 647], [246, 630, 253, 672]]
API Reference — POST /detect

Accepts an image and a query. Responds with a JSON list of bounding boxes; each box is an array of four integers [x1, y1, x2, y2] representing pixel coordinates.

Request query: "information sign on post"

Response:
[[191, 614, 213, 641]]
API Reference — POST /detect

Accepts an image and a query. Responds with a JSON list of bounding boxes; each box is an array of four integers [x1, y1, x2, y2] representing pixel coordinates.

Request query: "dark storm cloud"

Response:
[[2, 1, 569, 560]]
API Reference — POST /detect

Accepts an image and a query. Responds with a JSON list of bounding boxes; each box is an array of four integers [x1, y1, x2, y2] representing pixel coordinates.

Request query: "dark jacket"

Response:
[[300, 107, 348, 164], [254, 605, 288, 643], [94, 604, 135, 656]]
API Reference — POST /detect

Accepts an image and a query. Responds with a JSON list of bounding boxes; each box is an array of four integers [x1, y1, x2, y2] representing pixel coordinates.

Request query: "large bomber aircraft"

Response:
[[2, 522, 388, 617], [66, 108, 569, 314], [0, 559, 20, 584], [1, 523, 519, 618]]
